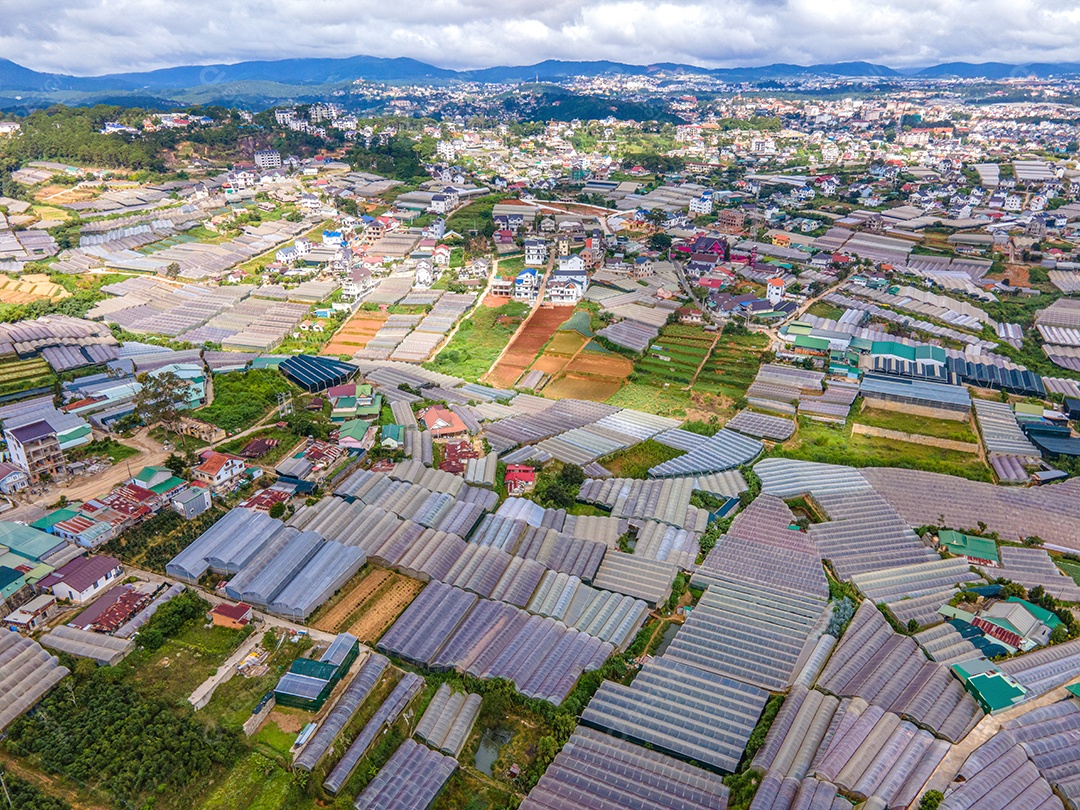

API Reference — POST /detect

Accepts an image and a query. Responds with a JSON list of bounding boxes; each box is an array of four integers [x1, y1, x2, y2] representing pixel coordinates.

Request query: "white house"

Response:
[[766, 277, 786, 306], [524, 239, 548, 267], [192, 452, 247, 492], [689, 196, 713, 215], [39, 555, 123, 604], [415, 259, 436, 288]]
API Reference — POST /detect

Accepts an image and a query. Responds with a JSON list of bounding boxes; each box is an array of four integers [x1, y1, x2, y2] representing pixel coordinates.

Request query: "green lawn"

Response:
[[1056, 559, 1080, 587], [67, 438, 141, 463], [599, 440, 685, 478], [424, 301, 529, 381], [772, 417, 992, 482], [854, 406, 978, 444], [198, 752, 294, 810], [197, 369, 294, 433]]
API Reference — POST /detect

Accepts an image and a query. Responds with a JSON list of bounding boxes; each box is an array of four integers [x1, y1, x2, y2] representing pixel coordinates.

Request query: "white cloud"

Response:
[[4, 0, 1080, 75]]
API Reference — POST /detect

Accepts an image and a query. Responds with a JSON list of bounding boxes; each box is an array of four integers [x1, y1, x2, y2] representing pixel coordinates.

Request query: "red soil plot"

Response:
[[321, 311, 388, 356], [485, 306, 576, 388]]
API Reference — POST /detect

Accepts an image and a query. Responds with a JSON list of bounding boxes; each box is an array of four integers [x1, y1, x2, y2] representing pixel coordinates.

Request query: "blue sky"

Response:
[[4, 0, 1080, 75]]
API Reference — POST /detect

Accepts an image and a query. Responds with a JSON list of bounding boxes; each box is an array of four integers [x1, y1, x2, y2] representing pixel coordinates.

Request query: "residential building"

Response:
[[504, 464, 536, 496], [39, 555, 123, 603], [254, 149, 282, 170], [524, 239, 548, 267], [191, 452, 247, 492], [937, 530, 999, 567], [766, 277, 786, 306], [381, 424, 405, 450], [0, 461, 29, 494], [421, 406, 468, 438], [210, 601, 254, 629], [4, 593, 56, 632], [5, 421, 64, 483], [172, 486, 213, 519]]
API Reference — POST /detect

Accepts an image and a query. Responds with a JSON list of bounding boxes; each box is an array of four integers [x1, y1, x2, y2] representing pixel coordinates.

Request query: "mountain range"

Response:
[[4, 55, 1080, 95]]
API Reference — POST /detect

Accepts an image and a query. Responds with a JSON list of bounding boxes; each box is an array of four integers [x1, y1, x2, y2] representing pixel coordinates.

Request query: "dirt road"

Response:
[[28, 428, 169, 508]]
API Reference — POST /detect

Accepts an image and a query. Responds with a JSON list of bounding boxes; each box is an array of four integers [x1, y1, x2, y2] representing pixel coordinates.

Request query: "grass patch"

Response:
[[217, 427, 304, 467], [198, 752, 293, 810], [605, 382, 692, 417], [197, 369, 294, 434], [425, 301, 530, 382], [854, 406, 978, 444], [66, 437, 141, 463], [805, 300, 848, 321], [772, 417, 991, 482], [599, 439, 685, 478], [115, 622, 252, 707], [1056, 559, 1080, 586]]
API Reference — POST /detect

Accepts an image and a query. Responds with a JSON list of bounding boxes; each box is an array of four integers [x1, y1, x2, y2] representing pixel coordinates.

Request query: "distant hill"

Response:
[[3, 55, 1080, 99]]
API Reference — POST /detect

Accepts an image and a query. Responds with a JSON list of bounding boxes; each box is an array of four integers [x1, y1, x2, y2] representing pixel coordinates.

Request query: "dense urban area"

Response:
[[5, 57, 1080, 810]]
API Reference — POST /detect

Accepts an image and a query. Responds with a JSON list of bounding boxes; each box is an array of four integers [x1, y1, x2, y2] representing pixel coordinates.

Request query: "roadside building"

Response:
[[39, 555, 123, 604], [210, 601, 254, 629]]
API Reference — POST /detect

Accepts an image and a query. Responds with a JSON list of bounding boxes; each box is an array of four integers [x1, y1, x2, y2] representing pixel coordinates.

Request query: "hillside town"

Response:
[[4, 64, 1080, 810]]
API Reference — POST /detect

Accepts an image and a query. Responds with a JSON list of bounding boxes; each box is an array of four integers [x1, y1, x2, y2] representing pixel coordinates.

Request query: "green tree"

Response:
[[919, 790, 944, 810], [134, 370, 192, 449]]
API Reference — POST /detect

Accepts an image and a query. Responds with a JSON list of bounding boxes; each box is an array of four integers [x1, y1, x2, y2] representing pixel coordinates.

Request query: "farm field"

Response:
[[853, 405, 978, 444], [0, 355, 55, 399], [0, 272, 70, 304], [311, 566, 424, 643], [321, 310, 388, 357], [772, 416, 992, 482], [692, 329, 770, 404], [484, 305, 575, 388], [543, 342, 633, 401], [426, 300, 529, 381], [636, 325, 716, 389]]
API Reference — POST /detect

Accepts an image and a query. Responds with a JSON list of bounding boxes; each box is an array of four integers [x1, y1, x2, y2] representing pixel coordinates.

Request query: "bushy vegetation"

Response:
[[136, 589, 209, 651], [533, 464, 585, 510], [196, 369, 292, 433], [101, 506, 226, 572], [425, 301, 528, 382], [5, 666, 243, 809], [0, 771, 71, 810], [346, 132, 428, 182], [827, 597, 856, 637]]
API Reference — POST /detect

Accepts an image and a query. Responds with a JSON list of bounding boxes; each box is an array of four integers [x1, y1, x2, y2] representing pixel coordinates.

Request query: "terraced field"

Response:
[[693, 330, 769, 402], [0, 356, 56, 399], [634, 325, 715, 389]]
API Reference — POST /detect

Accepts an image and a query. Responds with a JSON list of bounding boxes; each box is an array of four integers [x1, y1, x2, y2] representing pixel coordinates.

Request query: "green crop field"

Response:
[[694, 331, 768, 402], [854, 406, 979, 444], [425, 301, 529, 381], [0, 356, 55, 398]]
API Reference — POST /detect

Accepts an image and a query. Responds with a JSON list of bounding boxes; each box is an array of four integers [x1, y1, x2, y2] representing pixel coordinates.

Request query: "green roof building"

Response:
[[794, 335, 830, 354], [133, 466, 187, 496], [31, 507, 81, 533], [871, 340, 946, 365], [0, 521, 66, 562], [952, 659, 1028, 714], [938, 530, 999, 566], [0, 566, 26, 600]]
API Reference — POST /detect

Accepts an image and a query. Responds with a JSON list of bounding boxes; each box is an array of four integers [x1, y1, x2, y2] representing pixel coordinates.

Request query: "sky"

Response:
[[5, 0, 1080, 76]]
